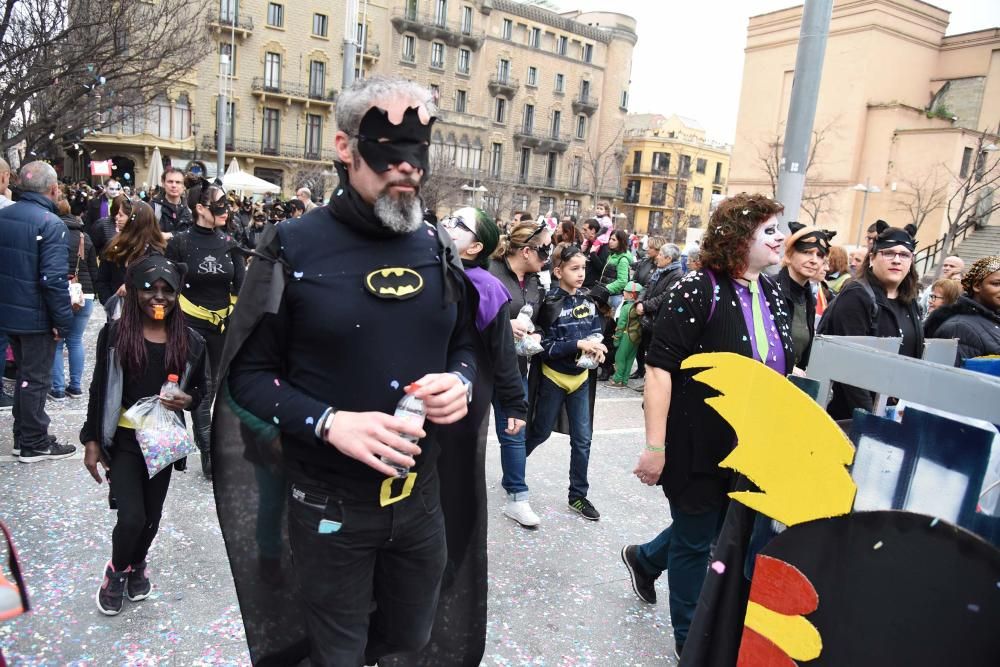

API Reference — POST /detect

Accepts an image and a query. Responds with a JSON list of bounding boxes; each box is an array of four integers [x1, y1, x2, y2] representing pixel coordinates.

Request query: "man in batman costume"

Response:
[[211, 76, 486, 666]]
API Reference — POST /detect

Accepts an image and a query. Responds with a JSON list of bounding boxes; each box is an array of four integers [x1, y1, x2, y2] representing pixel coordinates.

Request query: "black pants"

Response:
[[9, 333, 56, 451], [188, 319, 224, 457], [109, 431, 173, 570], [635, 328, 652, 376], [287, 475, 447, 666]]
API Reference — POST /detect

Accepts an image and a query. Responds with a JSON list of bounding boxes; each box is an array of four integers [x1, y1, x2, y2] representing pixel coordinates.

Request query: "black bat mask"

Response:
[[356, 106, 436, 173]]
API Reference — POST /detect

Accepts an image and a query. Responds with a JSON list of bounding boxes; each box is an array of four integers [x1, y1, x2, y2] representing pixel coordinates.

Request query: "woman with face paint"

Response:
[[816, 221, 923, 420], [621, 193, 794, 659], [164, 181, 245, 478], [80, 255, 208, 616], [777, 222, 836, 372], [488, 219, 552, 527]]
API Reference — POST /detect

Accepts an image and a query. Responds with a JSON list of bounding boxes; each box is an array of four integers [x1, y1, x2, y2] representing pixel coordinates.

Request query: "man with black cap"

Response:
[[818, 221, 922, 419], [215, 75, 481, 666]]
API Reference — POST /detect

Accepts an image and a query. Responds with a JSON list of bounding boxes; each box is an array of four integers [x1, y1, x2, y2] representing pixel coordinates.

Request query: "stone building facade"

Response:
[[621, 114, 730, 238], [728, 0, 1000, 249], [83, 0, 636, 220]]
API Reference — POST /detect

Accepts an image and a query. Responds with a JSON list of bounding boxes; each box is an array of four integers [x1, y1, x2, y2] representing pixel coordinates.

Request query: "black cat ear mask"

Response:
[[786, 221, 836, 256], [355, 106, 436, 173], [873, 222, 917, 252]]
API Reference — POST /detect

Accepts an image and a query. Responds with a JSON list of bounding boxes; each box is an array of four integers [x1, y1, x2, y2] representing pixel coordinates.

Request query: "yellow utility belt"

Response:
[[541, 363, 588, 394], [118, 413, 138, 429], [179, 294, 236, 332]]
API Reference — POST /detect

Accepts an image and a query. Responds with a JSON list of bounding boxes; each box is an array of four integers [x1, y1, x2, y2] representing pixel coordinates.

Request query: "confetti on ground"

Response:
[[873, 541, 883, 550], [710, 561, 726, 574]]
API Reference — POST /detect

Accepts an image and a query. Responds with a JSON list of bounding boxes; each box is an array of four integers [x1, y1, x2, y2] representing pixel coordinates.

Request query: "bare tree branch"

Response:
[[1, 0, 211, 157], [894, 167, 949, 231]]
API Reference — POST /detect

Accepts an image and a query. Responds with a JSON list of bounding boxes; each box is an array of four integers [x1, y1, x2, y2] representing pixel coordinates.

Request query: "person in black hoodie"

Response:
[[776, 222, 835, 372], [50, 196, 100, 399], [150, 167, 192, 237], [165, 181, 245, 477], [816, 221, 923, 419], [925, 255, 1000, 363], [80, 256, 207, 616]]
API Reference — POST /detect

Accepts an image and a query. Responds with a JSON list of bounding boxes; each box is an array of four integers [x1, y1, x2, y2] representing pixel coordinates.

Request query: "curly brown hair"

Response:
[[700, 193, 785, 277]]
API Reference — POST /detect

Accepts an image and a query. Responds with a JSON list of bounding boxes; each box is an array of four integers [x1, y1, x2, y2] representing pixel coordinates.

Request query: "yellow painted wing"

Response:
[[680, 352, 856, 526]]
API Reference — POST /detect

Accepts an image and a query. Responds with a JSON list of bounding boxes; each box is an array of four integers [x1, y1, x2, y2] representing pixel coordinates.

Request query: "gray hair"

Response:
[[661, 243, 682, 262], [687, 249, 701, 263], [19, 161, 58, 194], [335, 75, 436, 155], [0, 157, 9, 174], [297, 187, 312, 198]]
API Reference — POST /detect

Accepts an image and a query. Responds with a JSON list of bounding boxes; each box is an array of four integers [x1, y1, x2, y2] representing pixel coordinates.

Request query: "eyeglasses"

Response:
[[524, 219, 547, 244], [927, 294, 944, 302], [442, 215, 478, 239], [877, 249, 913, 262]]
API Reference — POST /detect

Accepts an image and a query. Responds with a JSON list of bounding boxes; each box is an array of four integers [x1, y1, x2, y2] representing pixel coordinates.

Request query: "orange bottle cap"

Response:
[[167, 374, 179, 383], [405, 382, 421, 393]]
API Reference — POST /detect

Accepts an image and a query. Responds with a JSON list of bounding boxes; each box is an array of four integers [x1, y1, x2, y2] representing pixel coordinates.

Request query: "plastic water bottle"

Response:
[[160, 374, 180, 400], [381, 383, 425, 478], [516, 304, 535, 333]]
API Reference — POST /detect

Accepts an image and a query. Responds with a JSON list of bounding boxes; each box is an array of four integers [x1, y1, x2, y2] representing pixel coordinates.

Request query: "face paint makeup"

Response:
[[747, 216, 786, 272], [355, 106, 436, 173]]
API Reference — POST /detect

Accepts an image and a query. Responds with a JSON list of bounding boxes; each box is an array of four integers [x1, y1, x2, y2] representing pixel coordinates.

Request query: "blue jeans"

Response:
[[51, 298, 94, 393], [525, 373, 592, 499], [493, 375, 529, 499], [635, 506, 725, 644]]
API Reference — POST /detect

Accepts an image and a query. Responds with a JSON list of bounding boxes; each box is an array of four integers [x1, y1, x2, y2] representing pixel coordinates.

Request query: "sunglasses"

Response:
[[528, 242, 552, 260], [524, 219, 547, 244], [442, 215, 478, 239]]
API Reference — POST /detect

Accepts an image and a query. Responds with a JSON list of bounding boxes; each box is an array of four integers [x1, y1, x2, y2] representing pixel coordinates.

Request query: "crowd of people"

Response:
[[0, 73, 998, 664]]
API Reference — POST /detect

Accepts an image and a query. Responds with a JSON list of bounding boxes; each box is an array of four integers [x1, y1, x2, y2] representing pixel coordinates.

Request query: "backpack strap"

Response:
[[857, 280, 881, 336]]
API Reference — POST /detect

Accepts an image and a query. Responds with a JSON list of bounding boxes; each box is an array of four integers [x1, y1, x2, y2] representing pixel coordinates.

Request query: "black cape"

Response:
[[211, 217, 487, 665]]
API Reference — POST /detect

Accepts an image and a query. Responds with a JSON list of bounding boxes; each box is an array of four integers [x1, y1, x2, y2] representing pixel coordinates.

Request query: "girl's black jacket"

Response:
[[79, 321, 209, 467]]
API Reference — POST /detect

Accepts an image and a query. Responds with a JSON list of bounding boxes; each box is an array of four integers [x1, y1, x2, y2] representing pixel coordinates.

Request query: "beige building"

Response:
[[83, 0, 637, 218], [621, 114, 730, 237], [728, 0, 1000, 252]]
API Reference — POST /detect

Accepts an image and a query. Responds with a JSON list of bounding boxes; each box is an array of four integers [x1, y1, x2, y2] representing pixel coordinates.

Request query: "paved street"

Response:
[[0, 307, 678, 666]]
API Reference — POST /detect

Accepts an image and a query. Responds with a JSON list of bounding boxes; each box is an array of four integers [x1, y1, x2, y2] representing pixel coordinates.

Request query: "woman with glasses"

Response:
[[488, 219, 551, 527], [164, 180, 245, 477], [925, 255, 1000, 363], [816, 221, 923, 420], [924, 278, 962, 315]]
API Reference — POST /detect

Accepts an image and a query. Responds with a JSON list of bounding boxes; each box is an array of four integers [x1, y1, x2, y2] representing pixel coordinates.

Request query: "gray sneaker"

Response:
[[19, 440, 76, 463]]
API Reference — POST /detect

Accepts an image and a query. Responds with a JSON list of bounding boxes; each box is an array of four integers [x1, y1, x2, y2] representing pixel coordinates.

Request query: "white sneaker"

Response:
[[503, 499, 541, 528]]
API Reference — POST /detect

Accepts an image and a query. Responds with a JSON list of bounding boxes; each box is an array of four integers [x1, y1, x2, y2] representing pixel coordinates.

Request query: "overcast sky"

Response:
[[560, 0, 1000, 143]]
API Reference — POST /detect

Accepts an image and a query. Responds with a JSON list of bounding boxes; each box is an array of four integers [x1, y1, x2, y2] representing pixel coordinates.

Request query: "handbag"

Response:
[[68, 233, 85, 312]]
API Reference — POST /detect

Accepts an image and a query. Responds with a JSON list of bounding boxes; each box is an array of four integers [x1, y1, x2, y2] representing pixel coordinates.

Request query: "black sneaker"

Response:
[[568, 496, 600, 521], [0, 393, 12, 410], [47, 390, 66, 401], [18, 439, 76, 463], [97, 562, 129, 615], [65, 387, 84, 399], [127, 561, 152, 601], [621, 545, 658, 604]]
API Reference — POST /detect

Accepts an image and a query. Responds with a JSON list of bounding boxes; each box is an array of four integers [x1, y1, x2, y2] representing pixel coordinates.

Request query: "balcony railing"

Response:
[[513, 127, 540, 148], [251, 77, 337, 104], [343, 42, 381, 60], [390, 7, 485, 50], [488, 75, 519, 98], [209, 13, 253, 38], [572, 95, 599, 116], [201, 135, 336, 162], [537, 133, 570, 153]]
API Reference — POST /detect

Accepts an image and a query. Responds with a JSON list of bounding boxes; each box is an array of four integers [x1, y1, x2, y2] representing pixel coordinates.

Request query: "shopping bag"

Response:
[[123, 396, 196, 478]]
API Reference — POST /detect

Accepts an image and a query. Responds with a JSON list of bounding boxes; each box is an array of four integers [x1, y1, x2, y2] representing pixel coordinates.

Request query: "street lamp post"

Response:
[[852, 178, 881, 247]]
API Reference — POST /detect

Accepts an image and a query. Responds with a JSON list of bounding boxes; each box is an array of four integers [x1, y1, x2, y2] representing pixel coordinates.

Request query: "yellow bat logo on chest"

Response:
[[364, 267, 424, 299]]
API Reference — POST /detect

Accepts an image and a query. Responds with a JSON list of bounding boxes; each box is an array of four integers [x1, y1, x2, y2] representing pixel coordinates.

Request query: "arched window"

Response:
[[149, 95, 171, 139]]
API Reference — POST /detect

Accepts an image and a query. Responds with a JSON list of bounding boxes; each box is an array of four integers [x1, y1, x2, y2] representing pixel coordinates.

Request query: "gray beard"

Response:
[[374, 191, 423, 234]]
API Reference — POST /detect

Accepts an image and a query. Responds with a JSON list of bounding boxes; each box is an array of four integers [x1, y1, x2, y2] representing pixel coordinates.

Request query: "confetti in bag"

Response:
[[123, 396, 196, 478], [576, 333, 605, 370]]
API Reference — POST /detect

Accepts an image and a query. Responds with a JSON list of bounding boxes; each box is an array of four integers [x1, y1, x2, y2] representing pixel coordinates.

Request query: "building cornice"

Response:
[[939, 28, 1000, 51], [489, 0, 617, 44], [747, 22, 944, 53], [482, 36, 607, 72]]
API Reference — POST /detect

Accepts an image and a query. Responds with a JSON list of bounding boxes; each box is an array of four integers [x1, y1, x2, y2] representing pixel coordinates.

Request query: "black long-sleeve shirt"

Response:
[[227, 209, 477, 494], [165, 225, 245, 311]]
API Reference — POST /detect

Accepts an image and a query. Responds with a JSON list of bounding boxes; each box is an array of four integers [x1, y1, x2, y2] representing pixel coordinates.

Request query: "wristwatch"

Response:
[[452, 372, 473, 404]]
